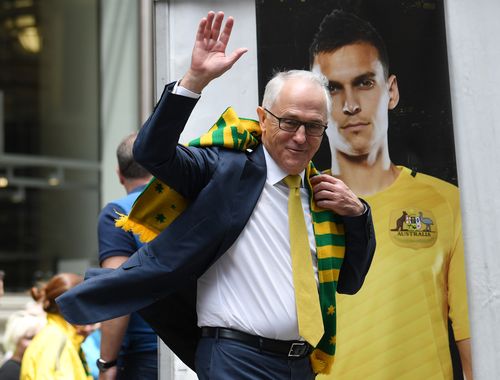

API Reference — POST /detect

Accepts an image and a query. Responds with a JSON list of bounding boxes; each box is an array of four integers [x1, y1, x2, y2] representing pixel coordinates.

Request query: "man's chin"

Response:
[[335, 148, 372, 160], [282, 159, 309, 175]]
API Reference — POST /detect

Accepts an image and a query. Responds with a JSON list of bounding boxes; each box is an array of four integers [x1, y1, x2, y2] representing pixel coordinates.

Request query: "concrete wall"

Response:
[[100, 0, 140, 206], [445, 1, 500, 378], [155, 0, 259, 141]]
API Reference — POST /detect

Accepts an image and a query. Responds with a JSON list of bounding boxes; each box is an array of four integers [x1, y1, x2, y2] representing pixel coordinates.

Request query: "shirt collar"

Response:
[[129, 184, 148, 195], [262, 145, 306, 187]]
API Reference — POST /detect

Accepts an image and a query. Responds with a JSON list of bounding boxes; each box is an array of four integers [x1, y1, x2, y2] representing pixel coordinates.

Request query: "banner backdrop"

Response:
[[256, 0, 457, 181], [256, 1, 469, 379]]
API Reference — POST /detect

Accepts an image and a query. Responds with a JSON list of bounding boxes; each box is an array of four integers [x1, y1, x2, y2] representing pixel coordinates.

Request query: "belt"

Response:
[[201, 327, 312, 359]]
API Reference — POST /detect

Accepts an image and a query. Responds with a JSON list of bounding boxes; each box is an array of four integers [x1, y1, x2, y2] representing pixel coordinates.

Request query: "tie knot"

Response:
[[284, 175, 302, 189]]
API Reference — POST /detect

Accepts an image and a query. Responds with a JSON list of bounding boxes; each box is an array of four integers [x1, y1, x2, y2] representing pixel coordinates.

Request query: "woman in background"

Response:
[[20, 273, 97, 380], [0, 310, 46, 380]]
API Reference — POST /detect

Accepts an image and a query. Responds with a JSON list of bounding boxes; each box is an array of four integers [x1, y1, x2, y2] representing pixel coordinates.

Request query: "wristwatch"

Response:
[[96, 358, 117, 372]]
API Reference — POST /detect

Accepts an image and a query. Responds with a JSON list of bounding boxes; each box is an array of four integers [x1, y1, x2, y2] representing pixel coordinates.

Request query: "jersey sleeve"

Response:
[[447, 207, 471, 341], [98, 202, 138, 265]]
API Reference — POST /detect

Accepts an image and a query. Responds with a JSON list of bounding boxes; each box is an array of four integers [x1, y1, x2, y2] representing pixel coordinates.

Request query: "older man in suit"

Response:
[[58, 11, 375, 379]]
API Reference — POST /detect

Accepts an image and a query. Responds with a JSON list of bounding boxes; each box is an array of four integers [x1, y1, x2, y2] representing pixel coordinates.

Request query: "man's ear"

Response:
[[387, 74, 400, 110], [117, 167, 125, 186], [256, 106, 266, 131]]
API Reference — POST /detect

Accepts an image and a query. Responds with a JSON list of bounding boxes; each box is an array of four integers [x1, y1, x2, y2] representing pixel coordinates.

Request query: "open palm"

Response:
[[184, 11, 247, 92]]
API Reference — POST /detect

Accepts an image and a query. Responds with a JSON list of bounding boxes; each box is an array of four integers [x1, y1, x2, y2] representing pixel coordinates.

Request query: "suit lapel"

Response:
[[219, 145, 267, 253]]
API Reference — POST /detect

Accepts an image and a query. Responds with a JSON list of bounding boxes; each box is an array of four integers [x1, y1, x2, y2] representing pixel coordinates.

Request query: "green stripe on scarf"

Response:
[[313, 210, 344, 224], [116, 106, 344, 375], [315, 234, 346, 247], [318, 257, 345, 271]]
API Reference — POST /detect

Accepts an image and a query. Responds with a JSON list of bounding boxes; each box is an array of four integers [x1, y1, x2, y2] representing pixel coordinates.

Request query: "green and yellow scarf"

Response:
[[116, 107, 345, 374]]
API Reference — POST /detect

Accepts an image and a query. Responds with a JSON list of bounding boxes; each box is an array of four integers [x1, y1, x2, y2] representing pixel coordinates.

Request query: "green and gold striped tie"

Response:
[[284, 174, 324, 346]]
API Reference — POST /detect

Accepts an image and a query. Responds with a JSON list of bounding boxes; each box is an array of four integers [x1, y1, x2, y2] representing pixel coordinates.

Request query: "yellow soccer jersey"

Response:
[[21, 313, 92, 380], [320, 166, 470, 380]]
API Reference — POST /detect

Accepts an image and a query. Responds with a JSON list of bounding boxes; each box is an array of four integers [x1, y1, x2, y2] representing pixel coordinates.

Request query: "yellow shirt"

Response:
[[320, 166, 470, 380], [21, 313, 92, 380]]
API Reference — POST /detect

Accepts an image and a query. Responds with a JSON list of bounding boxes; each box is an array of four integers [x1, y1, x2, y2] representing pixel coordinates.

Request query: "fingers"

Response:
[[196, 17, 208, 43], [227, 47, 249, 66], [310, 174, 338, 188], [188, 11, 246, 91], [203, 11, 216, 40], [209, 12, 224, 41], [218, 16, 234, 47], [311, 174, 364, 216], [311, 174, 343, 201], [201, 11, 224, 44]]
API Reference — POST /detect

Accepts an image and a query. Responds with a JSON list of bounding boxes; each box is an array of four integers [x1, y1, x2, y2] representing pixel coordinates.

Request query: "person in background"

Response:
[[82, 328, 101, 380], [310, 9, 471, 380], [20, 273, 96, 380], [0, 310, 46, 380], [96, 132, 157, 379]]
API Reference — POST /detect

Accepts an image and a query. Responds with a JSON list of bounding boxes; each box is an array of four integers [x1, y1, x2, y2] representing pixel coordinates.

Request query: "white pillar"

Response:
[[445, 1, 500, 378]]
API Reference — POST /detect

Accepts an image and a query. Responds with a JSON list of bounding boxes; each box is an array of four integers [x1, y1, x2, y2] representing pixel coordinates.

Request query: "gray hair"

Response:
[[261, 70, 332, 115]]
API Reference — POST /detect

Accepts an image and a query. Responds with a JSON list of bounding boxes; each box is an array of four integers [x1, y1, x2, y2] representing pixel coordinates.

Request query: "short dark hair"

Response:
[[309, 10, 390, 78], [116, 132, 150, 180]]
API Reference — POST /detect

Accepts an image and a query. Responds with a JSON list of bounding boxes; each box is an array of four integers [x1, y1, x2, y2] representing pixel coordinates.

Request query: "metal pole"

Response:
[[139, 0, 154, 125], [0, 90, 4, 154]]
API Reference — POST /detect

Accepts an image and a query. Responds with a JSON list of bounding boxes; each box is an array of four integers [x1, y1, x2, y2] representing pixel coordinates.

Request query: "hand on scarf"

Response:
[[310, 174, 364, 216]]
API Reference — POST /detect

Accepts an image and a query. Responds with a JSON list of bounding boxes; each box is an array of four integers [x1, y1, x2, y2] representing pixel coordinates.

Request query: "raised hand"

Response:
[[310, 174, 365, 216], [181, 11, 248, 93]]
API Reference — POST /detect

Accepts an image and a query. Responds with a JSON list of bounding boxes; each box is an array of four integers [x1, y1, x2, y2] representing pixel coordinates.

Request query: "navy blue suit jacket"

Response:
[[57, 83, 375, 370]]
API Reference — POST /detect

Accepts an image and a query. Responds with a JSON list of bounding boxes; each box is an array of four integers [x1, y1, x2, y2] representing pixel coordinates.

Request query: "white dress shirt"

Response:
[[197, 147, 318, 341], [171, 81, 319, 340]]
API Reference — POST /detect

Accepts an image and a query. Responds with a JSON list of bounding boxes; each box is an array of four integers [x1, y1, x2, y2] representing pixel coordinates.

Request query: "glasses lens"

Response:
[[305, 124, 325, 136], [280, 119, 301, 132]]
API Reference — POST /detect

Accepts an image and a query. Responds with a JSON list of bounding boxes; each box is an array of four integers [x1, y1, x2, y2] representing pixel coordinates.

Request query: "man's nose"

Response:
[[342, 89, 361, 115], [292, 124, 307, 143]]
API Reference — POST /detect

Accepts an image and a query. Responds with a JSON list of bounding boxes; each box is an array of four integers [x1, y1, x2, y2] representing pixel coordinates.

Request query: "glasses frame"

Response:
[[263, 108, 328, 137]]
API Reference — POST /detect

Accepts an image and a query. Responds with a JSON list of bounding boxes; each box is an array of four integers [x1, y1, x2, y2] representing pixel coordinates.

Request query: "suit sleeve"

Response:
[[336, 199, 376, 294], [133, 83, 217, 200]]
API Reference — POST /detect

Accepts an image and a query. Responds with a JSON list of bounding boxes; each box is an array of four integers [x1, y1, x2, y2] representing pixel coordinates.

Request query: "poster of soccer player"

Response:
[[256, 1, 472, 379]]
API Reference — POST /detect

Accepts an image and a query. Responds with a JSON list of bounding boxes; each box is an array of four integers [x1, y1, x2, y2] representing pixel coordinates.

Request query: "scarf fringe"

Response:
[[310, 348, 335, 374], [115, 212, 158, 243]]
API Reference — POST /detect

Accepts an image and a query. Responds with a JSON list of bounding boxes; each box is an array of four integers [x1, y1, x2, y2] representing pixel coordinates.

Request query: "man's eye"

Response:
[[281, 119, 301, 129], [306, 123, 324, 131], [359, 79, 375, 88], [328, 84, 341, 93]]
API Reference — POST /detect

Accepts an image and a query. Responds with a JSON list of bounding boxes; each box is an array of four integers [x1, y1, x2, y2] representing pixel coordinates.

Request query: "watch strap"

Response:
[[96, 358, 117, 372]]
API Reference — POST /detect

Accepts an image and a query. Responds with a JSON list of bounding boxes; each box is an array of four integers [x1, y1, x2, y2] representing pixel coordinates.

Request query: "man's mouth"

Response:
[[287, 147, 306, 153], [341, 122, 369, 131]]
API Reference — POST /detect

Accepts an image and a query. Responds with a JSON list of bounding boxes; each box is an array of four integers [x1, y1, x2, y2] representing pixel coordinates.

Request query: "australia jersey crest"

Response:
[[389, 208, 438, 248]]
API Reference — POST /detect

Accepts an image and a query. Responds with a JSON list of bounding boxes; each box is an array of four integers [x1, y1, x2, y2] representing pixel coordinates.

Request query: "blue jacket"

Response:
[[57, 83, 375, 370]]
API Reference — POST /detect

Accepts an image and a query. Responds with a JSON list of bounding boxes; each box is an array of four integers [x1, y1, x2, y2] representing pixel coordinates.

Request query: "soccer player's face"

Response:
[[313, 43, 399, 158]]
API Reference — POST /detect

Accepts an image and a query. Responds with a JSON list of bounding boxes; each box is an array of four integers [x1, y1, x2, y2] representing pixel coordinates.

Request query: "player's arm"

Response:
[[447, 204, 472, 379], [97, 203, 137, 380], [98, 255, 129, 380], [457, 338, 473, 380]]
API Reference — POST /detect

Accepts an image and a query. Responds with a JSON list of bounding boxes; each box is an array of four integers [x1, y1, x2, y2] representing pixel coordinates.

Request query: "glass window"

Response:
[[0, 0, 99, 291]]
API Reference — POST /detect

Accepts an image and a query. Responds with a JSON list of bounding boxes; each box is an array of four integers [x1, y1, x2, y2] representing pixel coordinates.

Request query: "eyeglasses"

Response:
[[264, 108, 327, 137]]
